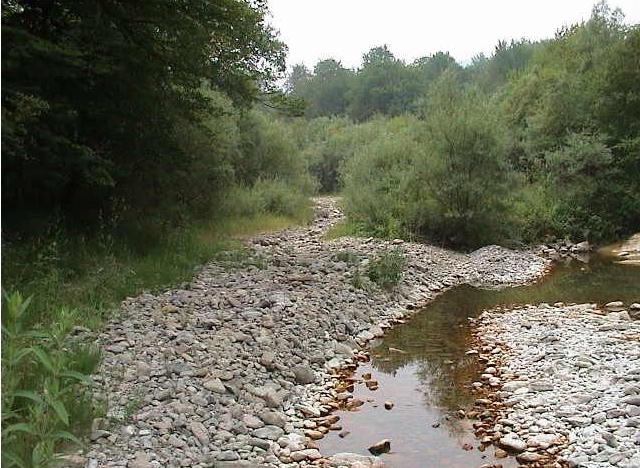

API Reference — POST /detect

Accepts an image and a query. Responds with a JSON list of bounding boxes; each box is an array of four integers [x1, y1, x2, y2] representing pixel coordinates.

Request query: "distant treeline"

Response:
[[288, 2, 640, 246], [2, 0, 639, 250]]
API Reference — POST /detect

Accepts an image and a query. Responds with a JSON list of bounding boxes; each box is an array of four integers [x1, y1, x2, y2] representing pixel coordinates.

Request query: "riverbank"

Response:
[[75, 197, 549, 468], [598, 233, 640, 266], [472, 302, 640, 468]]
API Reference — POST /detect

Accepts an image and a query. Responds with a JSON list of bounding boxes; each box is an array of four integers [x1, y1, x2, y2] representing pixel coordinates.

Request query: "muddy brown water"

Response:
[[317, 254, 640, 467]]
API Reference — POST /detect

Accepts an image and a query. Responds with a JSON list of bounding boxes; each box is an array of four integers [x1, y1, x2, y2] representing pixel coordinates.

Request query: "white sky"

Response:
[[267, 0, 640, 70]]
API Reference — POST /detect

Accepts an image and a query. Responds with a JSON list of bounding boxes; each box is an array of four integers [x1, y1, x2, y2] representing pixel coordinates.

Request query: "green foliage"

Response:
[[1, 292, 97, 468], [466, 40, 538, 92], [413, 73, 515, 246], [502, 3, 640, 241], [288, 3, 639, 246], [221, 179, 314, 220], [341, 115, 423, 239], [347, 46, 421, 121], [367, 248, 406, 291], [2, 0, 286, 235], [350, 268, 365, 289], [339, 78, 513, 247], [298, 116, 379, 193], [288, 60, 354, 118]]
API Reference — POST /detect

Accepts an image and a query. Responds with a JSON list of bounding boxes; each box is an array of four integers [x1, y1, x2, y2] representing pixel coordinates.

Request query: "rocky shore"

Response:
[[77, 197, 552, 468], [471, 302, 640, 468]]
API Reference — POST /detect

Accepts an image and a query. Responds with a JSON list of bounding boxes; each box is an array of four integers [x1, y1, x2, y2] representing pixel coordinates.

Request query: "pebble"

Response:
[[85, 197, 551, 467], [475, 302, 640, 468]]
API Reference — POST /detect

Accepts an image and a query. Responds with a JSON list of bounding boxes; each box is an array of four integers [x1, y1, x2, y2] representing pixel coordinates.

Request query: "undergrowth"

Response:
[[367, 247, 406, 290]]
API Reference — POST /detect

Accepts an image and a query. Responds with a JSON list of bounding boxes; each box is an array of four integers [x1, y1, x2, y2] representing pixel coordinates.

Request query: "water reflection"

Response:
[[317, 256, 640, 467]]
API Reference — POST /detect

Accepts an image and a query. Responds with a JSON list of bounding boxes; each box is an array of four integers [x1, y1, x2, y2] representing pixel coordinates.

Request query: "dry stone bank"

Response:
[[473, 302, 640, 468], [78, 197, 557, 468]]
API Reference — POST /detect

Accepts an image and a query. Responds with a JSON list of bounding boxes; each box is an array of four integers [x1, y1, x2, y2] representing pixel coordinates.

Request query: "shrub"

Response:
[[367, 248, 406, 290], [1, 291, 98, 468], [341, 115, 423, 239]]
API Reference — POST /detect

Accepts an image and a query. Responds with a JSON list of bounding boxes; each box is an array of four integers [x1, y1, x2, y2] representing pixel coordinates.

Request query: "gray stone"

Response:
[[213, 462, 258, 468], [292, 365, 316, 384], [605, 301, 625, 311], [622, 395, 640, 406], [327, 453, 386, 468], [203, 378, 226, 394], [128, 451, 152, 468], [290, 448, 322, 462], [499, 436, 527, 453], [258, 410, 287, 428], [188, 421, 210, 445], [248, 437, 271, 450], [529, 380, 554, 392], [242, 414, 264, 429], [251, 425, 283, 440], [566, 416, 592, 427], [216, 451, 239, 461]]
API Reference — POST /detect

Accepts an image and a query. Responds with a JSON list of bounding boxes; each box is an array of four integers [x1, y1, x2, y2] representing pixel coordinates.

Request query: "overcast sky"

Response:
[[267, 0, 640, 70]]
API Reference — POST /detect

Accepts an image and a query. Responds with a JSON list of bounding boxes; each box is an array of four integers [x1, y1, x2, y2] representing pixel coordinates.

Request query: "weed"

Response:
[[333, 249, 360, 264], [1, 291, 94, 468], [366, 248, 406, 291], [350, 267, 365, 289]]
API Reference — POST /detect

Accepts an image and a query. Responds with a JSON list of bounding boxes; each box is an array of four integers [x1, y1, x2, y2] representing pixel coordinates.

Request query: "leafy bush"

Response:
[[1, 291, 98, 468], [412, 73, 515, 247], [367, 248, 406, 290], [341, 115, 423, 239], [221, 178, 314, 220]]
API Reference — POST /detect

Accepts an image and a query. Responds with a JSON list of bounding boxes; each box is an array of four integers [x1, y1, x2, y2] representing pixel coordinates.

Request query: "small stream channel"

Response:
[[317, 255, 640, 467]]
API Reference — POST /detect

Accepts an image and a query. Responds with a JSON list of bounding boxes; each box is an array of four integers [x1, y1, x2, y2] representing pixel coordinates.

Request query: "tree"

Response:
[[414, 72, 513, 246], [347, 45, 420, 121], [287, 59, 353, 118], [2, 0, 287, 232]]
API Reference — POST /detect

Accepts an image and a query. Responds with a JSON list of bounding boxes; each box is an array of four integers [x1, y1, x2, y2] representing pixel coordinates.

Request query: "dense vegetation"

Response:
[[2, 1, 310, 465], [288, 3, 640, 247], [2, 0, 639, 465]]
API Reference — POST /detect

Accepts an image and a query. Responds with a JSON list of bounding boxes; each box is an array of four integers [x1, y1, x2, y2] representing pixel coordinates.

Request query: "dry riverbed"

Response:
[[73, 197, 567, 468], [470, 301, 640, 468]]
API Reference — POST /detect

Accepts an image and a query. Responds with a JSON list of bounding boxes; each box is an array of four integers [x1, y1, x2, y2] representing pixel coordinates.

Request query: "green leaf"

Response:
[[47, 429, 85, 447], [1, 450, 29, 468], [32, 440, 53, 468], [59, 370, 92, 385], [12, 390, 45, 405], [30, 346, 56, 374], [2, 422, 36, 437], [46, 397, 69, 426]]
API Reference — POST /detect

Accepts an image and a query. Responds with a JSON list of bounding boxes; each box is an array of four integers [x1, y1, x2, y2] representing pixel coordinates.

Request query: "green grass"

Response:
[[1, 208, 313, 467], [322, 220, 359, 240]]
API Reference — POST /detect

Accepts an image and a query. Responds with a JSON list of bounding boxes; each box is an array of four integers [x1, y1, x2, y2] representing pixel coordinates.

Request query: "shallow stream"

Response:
[[317, 255, 640, 467]]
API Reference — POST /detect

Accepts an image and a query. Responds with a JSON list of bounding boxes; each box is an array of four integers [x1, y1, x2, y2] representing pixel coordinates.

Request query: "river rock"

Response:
[[475, 301, 640, 468], [368, 439, 391, 455], [203, 377, 226, 393], [85, 197, 551, 468], [327, 452, 386, 467], [605, 300, 625, 311], [292, 365, 316, 384], [499, 436, 527, 452]]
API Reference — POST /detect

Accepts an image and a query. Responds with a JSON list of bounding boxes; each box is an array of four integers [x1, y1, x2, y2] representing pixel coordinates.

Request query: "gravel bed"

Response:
[[472, 302, 640, 468], [66, 197, 551, 468]]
